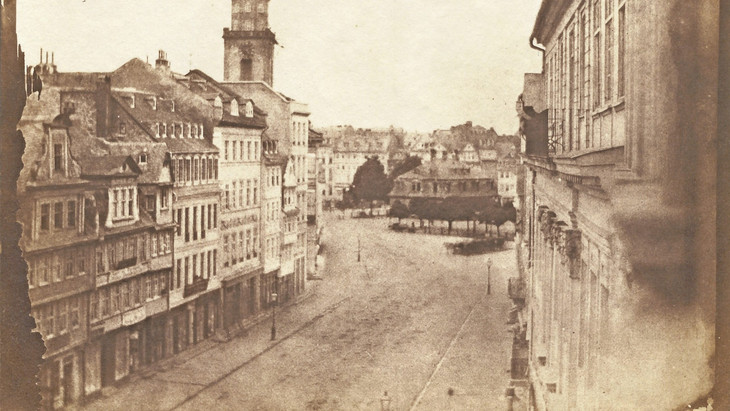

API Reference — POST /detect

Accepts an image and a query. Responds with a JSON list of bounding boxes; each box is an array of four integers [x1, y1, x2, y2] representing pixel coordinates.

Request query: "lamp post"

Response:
[[270, 292, 278, 340], [487, 258, 492, 295]]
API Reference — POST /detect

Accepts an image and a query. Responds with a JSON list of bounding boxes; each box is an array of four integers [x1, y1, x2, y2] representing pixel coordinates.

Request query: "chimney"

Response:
[[155, 49, 170, 72], [95, 75, 112, 137], [466, 121, 472, 128]]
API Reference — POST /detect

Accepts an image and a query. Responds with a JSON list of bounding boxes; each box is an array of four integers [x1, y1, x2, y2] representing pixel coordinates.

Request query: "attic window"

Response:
[[119, 121, 126, 135], [231, 99, 239, 116], [139, 153, 148, 164], [245, 101, 253, 118], [214, 95, 223, 108]]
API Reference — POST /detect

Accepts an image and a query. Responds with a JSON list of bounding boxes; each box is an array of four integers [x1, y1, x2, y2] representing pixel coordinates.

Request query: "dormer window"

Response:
[[155, 123, 160, 137], [192, 124, 198, 138], [139, 153, 148, 165], [231, 99, 239, 116], [245, 101, 253, 118], [119, 121, 126, 135], [162, 123, 167, 138], [214, 95, 223, 108], [199, 124, 204, 138], [171, 101, 175, 112]]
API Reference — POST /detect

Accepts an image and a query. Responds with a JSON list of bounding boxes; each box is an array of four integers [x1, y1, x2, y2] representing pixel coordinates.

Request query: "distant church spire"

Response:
[[223, 0, 277, 85]]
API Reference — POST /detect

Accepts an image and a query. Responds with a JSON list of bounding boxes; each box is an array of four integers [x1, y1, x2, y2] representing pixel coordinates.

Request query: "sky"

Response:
[[17, 0, 543, 134]]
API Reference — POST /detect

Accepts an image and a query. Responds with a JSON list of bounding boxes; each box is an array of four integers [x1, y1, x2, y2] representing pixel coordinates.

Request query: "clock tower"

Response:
[[223, 0, 276, 85]]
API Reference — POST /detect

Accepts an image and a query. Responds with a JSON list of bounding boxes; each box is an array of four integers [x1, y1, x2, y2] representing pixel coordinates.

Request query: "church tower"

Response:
[[223, 0, 276, 85]]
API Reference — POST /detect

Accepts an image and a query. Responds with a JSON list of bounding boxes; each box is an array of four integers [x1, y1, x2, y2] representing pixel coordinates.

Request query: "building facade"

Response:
[[512, 1, 717, 409], [180, 69, 268, 332], [388, 160, 498, 207], [223, 0, 310, 307]]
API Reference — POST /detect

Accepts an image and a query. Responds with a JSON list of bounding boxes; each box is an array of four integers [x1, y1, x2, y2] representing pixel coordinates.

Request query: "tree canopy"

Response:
[[350, 157, 390, 204]]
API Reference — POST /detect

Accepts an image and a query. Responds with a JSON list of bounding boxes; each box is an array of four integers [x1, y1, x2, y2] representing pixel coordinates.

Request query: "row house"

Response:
[[224, 81, 310, 306], [261, 135, 283, 312], [180, 69, 268, 331], [19, 74, 178, 407], [514, 0, 716, 410]]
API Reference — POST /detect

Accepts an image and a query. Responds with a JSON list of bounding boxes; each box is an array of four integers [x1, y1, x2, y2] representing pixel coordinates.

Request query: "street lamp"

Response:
[[487, 258, 492, 295], [380, 391, 391, 411], [271, 292, 278, 340]]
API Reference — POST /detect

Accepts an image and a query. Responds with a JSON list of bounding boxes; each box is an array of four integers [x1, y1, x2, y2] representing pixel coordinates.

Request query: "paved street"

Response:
[[83, 214, 516, 411]]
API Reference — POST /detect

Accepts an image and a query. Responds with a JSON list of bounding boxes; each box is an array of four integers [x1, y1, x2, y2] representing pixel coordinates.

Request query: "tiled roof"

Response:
[[78, 155, 140, 177], [396, 160, 494, 181], [162, 137, 218, 154]]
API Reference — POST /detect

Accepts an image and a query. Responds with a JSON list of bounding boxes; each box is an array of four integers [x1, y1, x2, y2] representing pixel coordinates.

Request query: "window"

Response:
[[225, 184, 230, 209], [223, 235, 229, 267], [213, 204, 217, 228], [161, 188, 169, 209], [257, 2, 265, 13], [54, 202, 63, 229], [53, 143, 63, 171], [593, 32, 602, 109], [193, 206, 198, 241], [247, 141, 252, 160], [119, 121, 126, 135], [128, 189, 134, 216], [101, 287, 110, 317], [186, 159, 192, 182], [139, 153, 147, 165], [247, 180, 251, 206], [194, 158, 200, 182], [121, 282, 129, 309], [176, 259, 182, 289], [617, 5, 626, 98], [176, 209, 183, 236], [185, 207, 190, 242], [244, 0, 252, 12], [605, 18, 614, 103], [65, 257, 73, 279], [245, 101, 254, 117], [40, 203, 50, 231], [70, 298, 79, 329]]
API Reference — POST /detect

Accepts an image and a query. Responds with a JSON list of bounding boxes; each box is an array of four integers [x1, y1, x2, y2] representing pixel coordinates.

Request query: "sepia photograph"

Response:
[[0, 0, 722, 410]]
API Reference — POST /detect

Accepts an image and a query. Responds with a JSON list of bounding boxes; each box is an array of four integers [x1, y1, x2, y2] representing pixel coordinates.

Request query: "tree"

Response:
[[350, 157, 390, 212], [388, 200, 410, 224]]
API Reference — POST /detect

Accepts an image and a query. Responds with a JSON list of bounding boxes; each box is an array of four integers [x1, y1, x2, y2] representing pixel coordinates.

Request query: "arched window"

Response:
[[231, 99, 239, 116], [245, 101, 253, 118], [240, 58, 253, 81], [214, 95, 223, 108]]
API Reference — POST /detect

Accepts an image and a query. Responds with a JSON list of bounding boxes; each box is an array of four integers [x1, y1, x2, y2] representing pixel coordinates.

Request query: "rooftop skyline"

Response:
[[17, 0, 543, 134]]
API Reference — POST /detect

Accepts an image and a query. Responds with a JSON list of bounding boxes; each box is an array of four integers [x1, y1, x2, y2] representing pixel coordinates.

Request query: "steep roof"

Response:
[[162, 137, 218, 154], [78, 155, 141, 177], [396, 160, 494, 181]]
